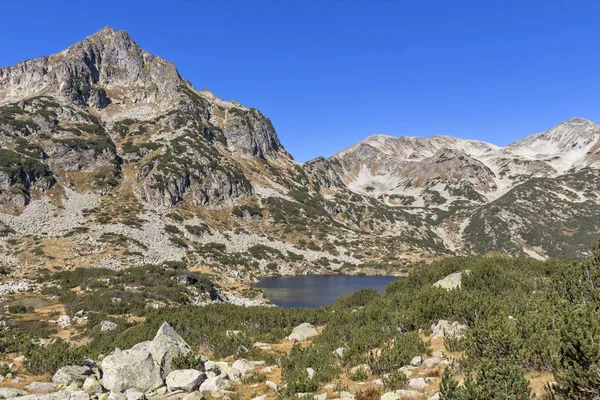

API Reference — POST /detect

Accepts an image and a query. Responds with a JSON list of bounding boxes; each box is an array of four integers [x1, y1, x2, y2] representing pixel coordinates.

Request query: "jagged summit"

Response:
[[1, 29, 599, 277]]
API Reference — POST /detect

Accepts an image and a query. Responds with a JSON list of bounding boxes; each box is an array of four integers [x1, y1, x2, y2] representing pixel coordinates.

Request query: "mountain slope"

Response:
[[0, 27, 598, 282]]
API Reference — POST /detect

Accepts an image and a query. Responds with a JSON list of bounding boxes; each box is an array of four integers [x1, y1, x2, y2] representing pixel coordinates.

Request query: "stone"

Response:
[[204, 361, 217, 371], [433, 270, 470, 290], [23, 382, 58, 394], [166, 369, 205, 391], [198, 375, 231, 392], [0, 388, 28, 398], [431, 320, 467, 338], [57, 315, 72, 328], [232, 359, 262, 376], [288, 323, 319, 341], [398, 366, 414, 377], [101, 321, 118, 332], [373, 379, 384, 386], [431, 350, 444, 358], [124, 389, 145, 400], [251, 396, 267, 400], [82, 376, 103, 393], [52, 365, 93, 386], [381, 392, 399, 400], [253, 342, 272, 350], [396, 390, 422, 398], [409, 356, 422, 367], [334, 348, 347, 358], [182, 392, 204, 400], [306, 367, 315, 379], [408, 377, 429, 390], [314, 394, 327, 400], [339, 391, 354, 400], [17, 391, 90, 400], [260, 366, 273, 374], [101, 348, 162, 393], [429, 393, 441, 400], [107, 394, 127, 400], [265, 380, 279, 391], [423, 357, 441, 368]]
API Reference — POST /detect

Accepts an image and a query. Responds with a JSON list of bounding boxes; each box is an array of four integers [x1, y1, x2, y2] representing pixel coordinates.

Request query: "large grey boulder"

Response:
[[82, 376, 103, 393], [431, 320, 467, 338], [288, 323, 318, 341], [52, 365, 93, 386], [165, 369, 205, 391], [101, 348, 162, 393], [433, 270, 470, 290], [130, 322, 191, 378]]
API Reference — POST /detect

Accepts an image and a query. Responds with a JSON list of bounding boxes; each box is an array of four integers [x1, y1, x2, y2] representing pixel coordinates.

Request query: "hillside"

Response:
[[0, 27, 599, 286]]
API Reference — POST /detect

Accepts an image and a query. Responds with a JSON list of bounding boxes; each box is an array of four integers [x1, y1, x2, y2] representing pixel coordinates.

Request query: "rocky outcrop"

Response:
[[101, 322, 189, 393]]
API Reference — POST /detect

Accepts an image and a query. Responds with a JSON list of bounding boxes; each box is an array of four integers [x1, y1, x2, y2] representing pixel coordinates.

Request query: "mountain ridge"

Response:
[[0, 27, 599, 282]]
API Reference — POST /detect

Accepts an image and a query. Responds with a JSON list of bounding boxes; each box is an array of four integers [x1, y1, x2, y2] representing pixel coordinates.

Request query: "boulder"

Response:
[[130, 322, 191, 378], [82, 376, 103, 393], [265, 380, 279, 391], [52, 365, 93, 386], [204, 361, 217, 371], [423, 357, 441, 368], [288, 323, 318, 341], [166, 369, 205, 391], [314, 394, 327, 400], [23, 382, 58, 394], [408, 377, 429, 390], [124, 389, 145, 400], [107, 394, 126, 400], [251, 396, 267, 400], [101, 348, 162, 393], [199, 374, 231, 392], [429, 393, 441, 400], [0, 388, 28, 398], [100, 321, 118, 332], [381, 392, 399, 400], [182, 392, 205, 400], [396, 390, 422, 398], [232, 359, 263, 376], [431, 320, 467, 338], [433, 270, 470, 290], [409, 356, 422, 367], [17, 391, 90, 400], [339, 391, 354, 400]]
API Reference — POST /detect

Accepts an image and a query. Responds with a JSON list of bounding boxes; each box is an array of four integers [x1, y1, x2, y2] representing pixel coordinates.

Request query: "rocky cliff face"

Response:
[[0, 27, 598, 281]]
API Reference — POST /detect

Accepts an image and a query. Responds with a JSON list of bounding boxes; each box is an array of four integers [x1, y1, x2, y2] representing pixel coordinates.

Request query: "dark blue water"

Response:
[[254, 275, 400, 308]]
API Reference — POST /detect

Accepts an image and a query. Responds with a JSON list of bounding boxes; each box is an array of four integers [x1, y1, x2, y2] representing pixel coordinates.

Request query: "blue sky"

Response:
[[2, 1, 600, 162]]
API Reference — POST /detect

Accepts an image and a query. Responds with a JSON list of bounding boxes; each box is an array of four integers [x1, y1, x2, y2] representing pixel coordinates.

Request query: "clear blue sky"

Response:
[[2, 1, 600, 161]]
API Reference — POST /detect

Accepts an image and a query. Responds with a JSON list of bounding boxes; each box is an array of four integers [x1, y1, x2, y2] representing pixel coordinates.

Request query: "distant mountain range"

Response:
[[1, 27, 598, 282]]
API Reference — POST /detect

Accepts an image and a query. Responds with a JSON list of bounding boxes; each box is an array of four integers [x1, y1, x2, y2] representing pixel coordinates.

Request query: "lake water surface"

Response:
[[254, 275, 400, 308]]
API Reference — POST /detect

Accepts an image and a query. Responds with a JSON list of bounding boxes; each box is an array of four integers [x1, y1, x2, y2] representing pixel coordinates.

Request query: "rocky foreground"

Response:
[[0, 319, 468, 400]]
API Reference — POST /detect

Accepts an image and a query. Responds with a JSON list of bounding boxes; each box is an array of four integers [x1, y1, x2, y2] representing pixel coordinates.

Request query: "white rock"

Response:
[[409, 356, 422, 367], [429, 393, 441, 400], [423, 357, 441, 368], [306, 367, 315, 379], [339, 391, 354, 400], [166, 369, 205, 391], [251, 396, 267, 400], [396, 390, 422, 398], [408, 377, 429, 390], [381, 392, 399, 400], [101, 321, 118, 332], [334, 348, 347, 358], [288, 323, 318, 341], [265, 380, 279, 391]]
